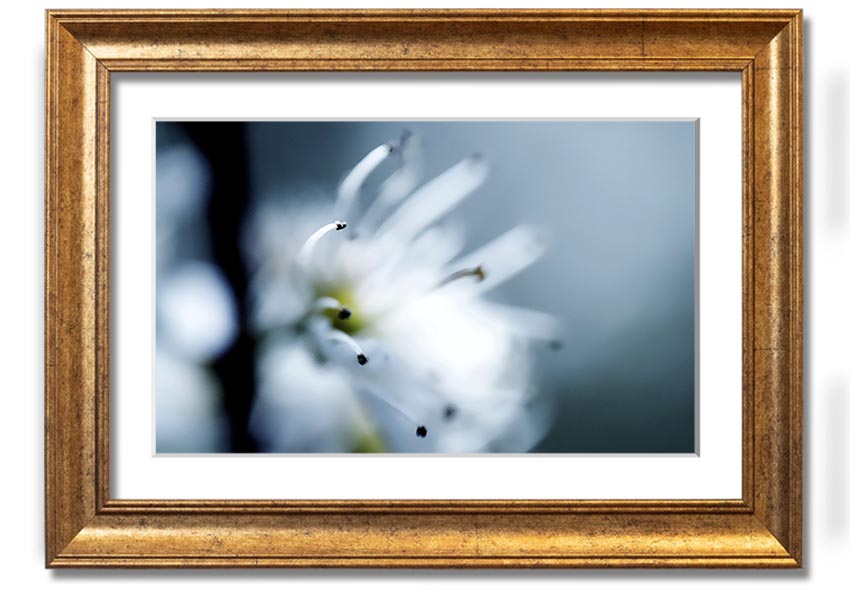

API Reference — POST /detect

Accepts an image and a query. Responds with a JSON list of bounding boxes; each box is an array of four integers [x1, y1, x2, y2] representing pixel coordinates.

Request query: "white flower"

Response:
[[158, 261, 238, 363], [156, 349, 229, 453], [155, 262, 237, 452], [244, 132, 559, 453]]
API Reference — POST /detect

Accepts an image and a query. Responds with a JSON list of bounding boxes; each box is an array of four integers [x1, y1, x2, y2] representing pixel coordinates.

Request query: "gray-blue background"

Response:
[[245, 120, 696, 453]]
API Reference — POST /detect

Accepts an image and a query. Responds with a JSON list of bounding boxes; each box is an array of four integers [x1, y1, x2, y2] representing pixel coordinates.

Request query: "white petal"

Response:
[[481, 303, 562, 341], [374, 156, 488, 245], [357, 132, 424, 232], [376, 131, 423, 204], [356, 225, 465, 312], [377, 292, 516, 390], [334, 143, 394, 220], [249, 338, 363, 452]]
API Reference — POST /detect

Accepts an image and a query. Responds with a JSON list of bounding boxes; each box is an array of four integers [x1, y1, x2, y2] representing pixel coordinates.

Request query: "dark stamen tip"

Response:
[[335, 221, 347, 231], [548, 340, 563, 351], [439, 265, 488, 288], [443, 405, 457, 421], [337, 307, 352, 320], [416, 426, 428, 438], [357, 353, 369, 366]]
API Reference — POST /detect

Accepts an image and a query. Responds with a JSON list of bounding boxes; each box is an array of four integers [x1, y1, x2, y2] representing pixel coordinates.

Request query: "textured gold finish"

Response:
[[44, 9, 803, 568]]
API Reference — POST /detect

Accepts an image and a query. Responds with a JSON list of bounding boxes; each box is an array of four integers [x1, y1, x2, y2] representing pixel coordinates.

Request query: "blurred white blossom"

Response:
[[244, 133, 558, 452], [158, 261, 238, 363], [156, 349, 229, 453], [156, 143, 212, 269], [155, 140, 232, 453]]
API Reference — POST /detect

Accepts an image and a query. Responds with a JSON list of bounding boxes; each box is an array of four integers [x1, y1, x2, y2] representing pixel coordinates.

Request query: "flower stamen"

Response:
[[438, 264, 486, 288], [323, 328, 369, 366], [297, 221, 346, 269], [314, 296, 352, 321], [355, 380, 431, 440]]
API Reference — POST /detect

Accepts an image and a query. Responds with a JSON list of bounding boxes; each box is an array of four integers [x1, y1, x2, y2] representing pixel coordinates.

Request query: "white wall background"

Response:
[[0, 0, 846, 596]]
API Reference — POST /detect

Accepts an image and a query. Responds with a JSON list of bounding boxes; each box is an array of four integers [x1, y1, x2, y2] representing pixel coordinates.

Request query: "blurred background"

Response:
[[156, 120, 695, 454]]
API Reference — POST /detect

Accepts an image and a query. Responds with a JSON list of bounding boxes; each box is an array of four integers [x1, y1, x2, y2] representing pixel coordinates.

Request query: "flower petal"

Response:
[[374, 155, 488, 246], [481, 304, 562, 342], [334, 142, 394, 220], [358, 131, 424, 232], [249, 338, 364, 452]]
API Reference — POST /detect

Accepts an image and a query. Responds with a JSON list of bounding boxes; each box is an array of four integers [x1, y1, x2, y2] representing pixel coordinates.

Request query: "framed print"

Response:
[[45, 9, 803, 567], [152, 118, 699, 456]]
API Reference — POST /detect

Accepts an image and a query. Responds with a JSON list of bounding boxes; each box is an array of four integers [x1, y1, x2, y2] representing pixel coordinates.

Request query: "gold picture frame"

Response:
[[45, 9, 803, 568]]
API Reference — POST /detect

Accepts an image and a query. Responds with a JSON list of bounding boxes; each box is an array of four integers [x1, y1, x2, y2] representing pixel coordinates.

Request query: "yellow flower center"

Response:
[[315, 285, 368, 336]]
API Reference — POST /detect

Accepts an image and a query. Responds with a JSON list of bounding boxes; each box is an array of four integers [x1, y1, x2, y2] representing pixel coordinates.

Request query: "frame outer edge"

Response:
[[44, 9, 804, 568], [750, 12, 803, 565], [45, 15, 102, 564], [44, 9, 57, 567], [789, 9, 804, 566]]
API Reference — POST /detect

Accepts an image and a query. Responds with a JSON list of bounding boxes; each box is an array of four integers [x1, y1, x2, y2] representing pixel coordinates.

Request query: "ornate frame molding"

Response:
[[45, 9, 802, 568]]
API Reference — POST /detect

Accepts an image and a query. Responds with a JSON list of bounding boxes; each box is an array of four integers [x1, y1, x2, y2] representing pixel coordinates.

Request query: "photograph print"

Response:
[[155, 119, 696, 454]]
